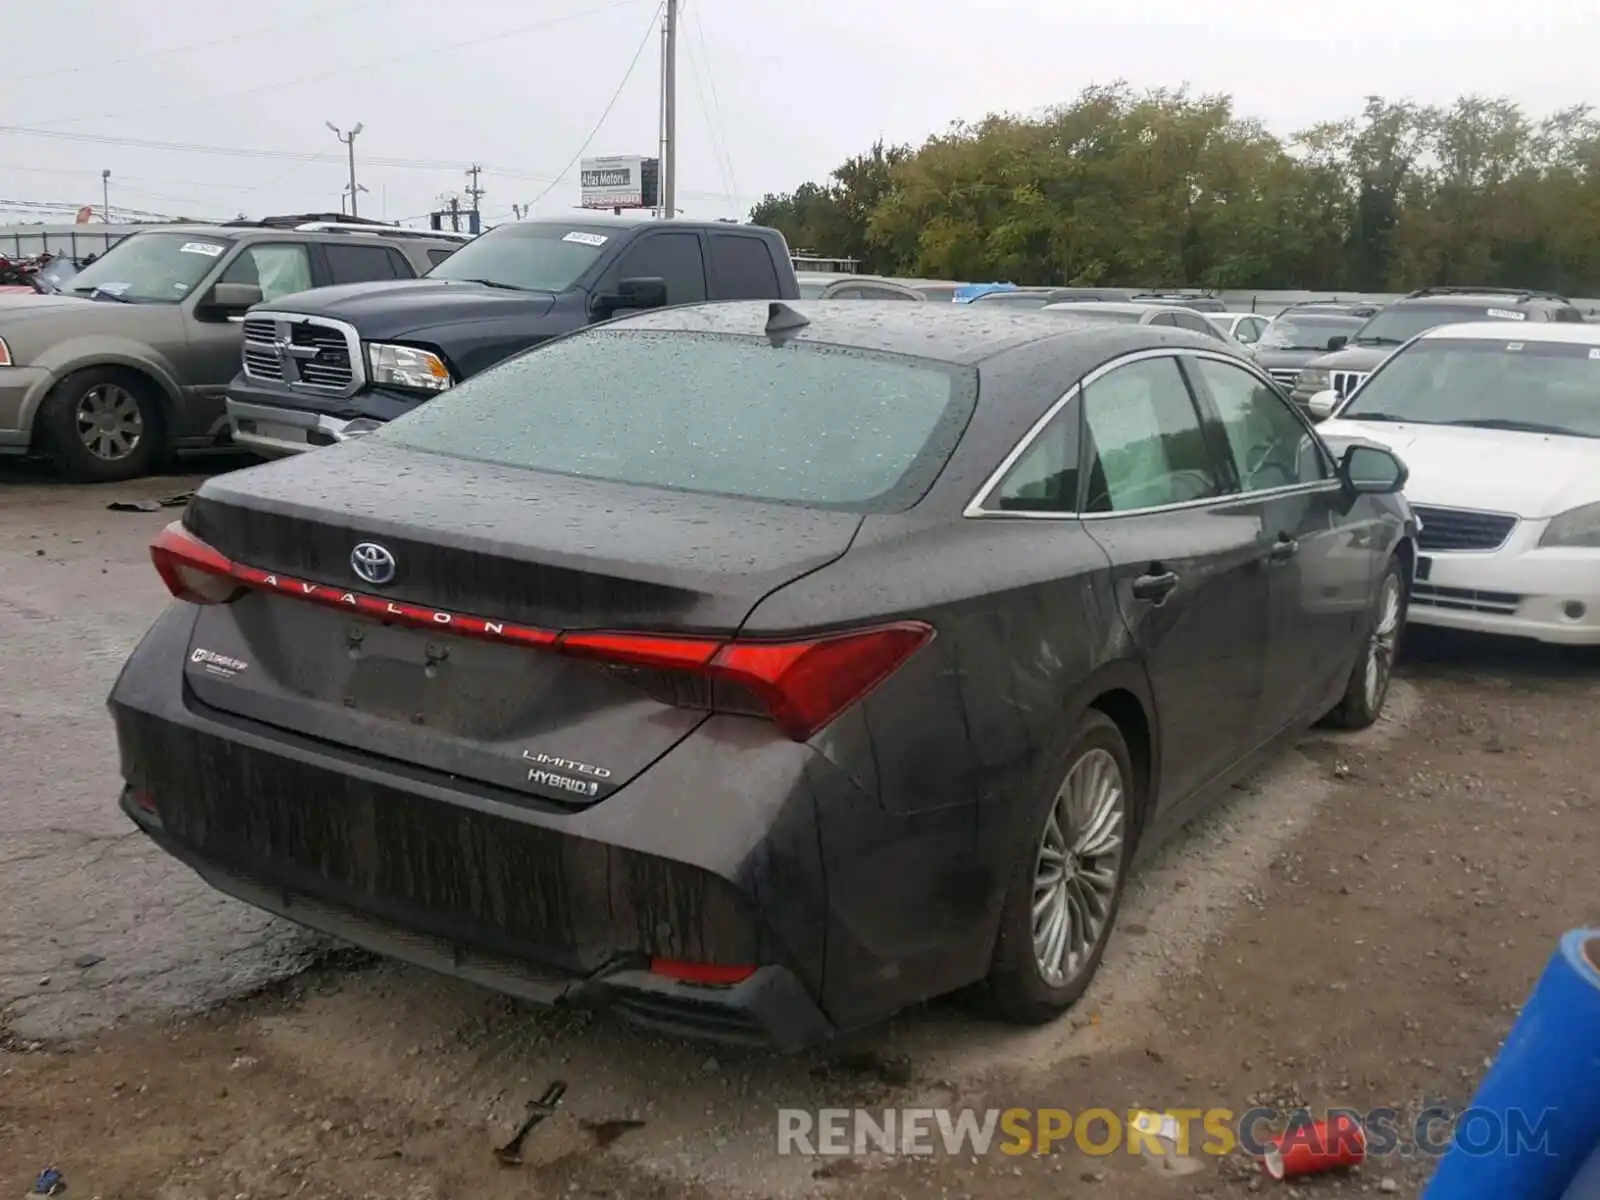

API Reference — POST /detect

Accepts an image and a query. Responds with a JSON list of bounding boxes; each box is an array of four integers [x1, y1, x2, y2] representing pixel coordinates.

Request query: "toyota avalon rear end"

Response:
[[110, 304, 994, 1049]]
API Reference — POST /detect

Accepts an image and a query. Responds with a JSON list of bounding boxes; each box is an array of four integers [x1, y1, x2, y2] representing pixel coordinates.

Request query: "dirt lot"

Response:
[[2, 463, 1596, 1199]]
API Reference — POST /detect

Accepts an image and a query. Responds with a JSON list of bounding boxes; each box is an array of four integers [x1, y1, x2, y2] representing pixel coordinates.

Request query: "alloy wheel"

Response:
[[74, 383, 144, 462], [1032, 747, 1126, 986], [1364, 572, 1403, 711]]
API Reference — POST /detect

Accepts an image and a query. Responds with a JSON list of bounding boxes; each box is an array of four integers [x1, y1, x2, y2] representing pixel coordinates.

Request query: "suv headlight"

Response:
[[367, 343, 452, 392], [1296, 368, 1331, 392], [1538, 501, 1600, 548]]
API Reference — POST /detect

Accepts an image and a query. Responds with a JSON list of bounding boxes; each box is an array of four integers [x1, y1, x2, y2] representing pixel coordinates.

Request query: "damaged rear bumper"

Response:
[[109, 607, 845, 1052], [121, 787, 831, 1049]]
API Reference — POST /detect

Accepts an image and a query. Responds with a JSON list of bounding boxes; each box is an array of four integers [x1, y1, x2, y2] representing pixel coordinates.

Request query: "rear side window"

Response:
[[710, 234, 781, 299], [377, 330, 977, 512], [324, 243, 406, 284], [426, 247, 455, 267], [992, 399, 1081, 512]]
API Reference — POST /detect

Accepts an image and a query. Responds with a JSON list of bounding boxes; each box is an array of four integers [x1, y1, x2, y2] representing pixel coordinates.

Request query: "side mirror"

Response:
[[593, 275, 668, 316], [1339, 444, 1407, 495], [1307, 389, 1339, 421], [202, 281, 262, 316], [1327, 335, 1349, 351]]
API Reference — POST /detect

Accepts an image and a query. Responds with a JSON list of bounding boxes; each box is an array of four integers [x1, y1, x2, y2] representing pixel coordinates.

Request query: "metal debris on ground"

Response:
[[106, 493, 193, 513], [30, 1167, 65, 1196], [493, 1079, 567, 1166]]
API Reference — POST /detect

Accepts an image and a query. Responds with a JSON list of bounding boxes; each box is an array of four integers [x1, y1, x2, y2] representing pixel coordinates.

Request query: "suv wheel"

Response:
[[40, 367, 165, 483]]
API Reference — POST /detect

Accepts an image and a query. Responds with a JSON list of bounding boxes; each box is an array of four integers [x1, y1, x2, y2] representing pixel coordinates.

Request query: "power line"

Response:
[[0, 123, 755, 204], [527, 2, 666, 209], [24, 0, 651, 131], [688, 2, 739, 205], [8, 0, 395, 83]]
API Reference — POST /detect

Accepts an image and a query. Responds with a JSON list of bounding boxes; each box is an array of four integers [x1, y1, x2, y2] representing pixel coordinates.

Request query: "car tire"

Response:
[[985, 709, 1139, 1025], [1322, 554, 1408, 731], [39, 367, 165, 483]]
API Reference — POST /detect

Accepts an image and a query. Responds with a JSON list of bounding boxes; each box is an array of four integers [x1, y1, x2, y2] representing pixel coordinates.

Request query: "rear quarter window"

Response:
[[376, 329, 978, 512]]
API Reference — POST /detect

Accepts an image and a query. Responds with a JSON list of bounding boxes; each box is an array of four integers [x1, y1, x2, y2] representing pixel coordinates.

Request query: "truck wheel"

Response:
[[40, 367, 165, 483]]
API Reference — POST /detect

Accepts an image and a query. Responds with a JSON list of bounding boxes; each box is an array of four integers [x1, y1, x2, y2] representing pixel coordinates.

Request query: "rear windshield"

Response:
[[375, 329, 977, 511], [1046, 307, 1142, 323], [971, 292, 1051, 309]]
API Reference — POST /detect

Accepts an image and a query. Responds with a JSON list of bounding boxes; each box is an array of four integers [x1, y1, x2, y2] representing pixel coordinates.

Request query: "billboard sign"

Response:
[[579, 155, 659, 210]]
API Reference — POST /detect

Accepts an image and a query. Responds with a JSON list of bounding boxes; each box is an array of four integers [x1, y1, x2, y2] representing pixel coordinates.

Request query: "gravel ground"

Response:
[[2, 461, 1595, 1199]]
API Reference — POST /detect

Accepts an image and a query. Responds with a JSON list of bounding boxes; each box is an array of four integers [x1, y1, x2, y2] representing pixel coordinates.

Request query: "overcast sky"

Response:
[[3, 0, 1596, 228]]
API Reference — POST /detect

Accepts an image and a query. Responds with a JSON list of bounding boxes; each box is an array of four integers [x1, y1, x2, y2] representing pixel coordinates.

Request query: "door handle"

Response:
[[1131, 570, 1179, 603], [1268, 536, 1300, 563]]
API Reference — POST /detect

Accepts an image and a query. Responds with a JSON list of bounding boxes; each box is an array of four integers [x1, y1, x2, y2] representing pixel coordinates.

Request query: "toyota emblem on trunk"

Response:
[[351, 542, 397, 585]]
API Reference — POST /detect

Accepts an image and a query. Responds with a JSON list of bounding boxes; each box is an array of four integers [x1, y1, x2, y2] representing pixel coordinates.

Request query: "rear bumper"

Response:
[[109, 606, 848, 1051], [121, 787, 831, 1048]]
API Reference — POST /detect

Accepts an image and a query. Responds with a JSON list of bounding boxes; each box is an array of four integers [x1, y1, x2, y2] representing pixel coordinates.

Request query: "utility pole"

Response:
[[327, 121, 364, 217], [661, 0, 677, 219], [100, 169, 110, 222], [465, 164, 485, 221]]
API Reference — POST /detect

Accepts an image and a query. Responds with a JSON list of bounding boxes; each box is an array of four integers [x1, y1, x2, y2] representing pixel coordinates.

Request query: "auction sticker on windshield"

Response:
[[179, 241, 225, 256], [1485, 308, 1527, 320], [562, 231, 608, 246]]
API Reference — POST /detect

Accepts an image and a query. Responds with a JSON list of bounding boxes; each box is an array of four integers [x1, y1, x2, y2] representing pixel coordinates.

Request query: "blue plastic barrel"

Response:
[[1562, 1141, 1600, 1200], [1425, 930, 1600, 1200]]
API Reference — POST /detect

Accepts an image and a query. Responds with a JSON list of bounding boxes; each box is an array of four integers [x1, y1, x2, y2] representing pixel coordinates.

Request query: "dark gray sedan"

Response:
[[111, 302, 1415, 1049]]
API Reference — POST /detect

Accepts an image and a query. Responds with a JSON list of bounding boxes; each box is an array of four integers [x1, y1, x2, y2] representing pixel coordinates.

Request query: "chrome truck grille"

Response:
[[241, 314, 364, 395]]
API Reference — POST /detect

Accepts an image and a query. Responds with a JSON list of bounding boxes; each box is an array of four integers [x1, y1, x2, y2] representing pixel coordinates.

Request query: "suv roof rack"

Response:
[[1405, 285, 1571, 303], [291, 221, 474, 242], [222, 212, 372, 228]]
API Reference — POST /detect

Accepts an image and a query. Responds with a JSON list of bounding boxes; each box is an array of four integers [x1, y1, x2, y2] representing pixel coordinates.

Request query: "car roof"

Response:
[[1043, 301, 1172, 317], [1416, 321, 1600, 345], [608, 299, 1210, 365], [117, 223, 459, 246]]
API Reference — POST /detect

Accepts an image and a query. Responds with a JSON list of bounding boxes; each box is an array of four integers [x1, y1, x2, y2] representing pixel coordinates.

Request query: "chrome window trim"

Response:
[[240, 309, 366, 398], [964, 345, 1344, 521]]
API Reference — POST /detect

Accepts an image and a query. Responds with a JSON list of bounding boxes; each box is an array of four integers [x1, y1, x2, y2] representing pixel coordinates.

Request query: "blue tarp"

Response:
[[951, 283, 1016, 303]]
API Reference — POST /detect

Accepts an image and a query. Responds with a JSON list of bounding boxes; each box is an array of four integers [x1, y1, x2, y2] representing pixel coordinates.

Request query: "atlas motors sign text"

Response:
[[579, 155, 659, 209]]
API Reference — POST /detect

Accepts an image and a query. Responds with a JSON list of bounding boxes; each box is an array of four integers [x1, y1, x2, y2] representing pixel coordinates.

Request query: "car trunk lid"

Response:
[[177, 441, 861, 803]]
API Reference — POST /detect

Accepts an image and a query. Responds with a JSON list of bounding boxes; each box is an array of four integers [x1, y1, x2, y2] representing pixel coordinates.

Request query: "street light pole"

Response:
[[326, 122, 364, 217], [100, 169, 110, 222], [661, 0, 677, 220]]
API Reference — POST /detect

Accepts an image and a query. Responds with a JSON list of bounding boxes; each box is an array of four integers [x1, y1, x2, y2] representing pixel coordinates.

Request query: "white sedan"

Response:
[[1313, 321, 1600, 646]]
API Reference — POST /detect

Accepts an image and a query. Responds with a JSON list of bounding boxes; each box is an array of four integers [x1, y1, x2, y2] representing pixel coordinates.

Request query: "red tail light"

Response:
[[648, 959, 757, 986], [149, 522, 933, 741], [150, 524, 243, 605]]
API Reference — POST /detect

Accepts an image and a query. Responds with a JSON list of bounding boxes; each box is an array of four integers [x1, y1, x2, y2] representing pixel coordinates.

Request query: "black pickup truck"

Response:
[[225, 215, 800, 455]]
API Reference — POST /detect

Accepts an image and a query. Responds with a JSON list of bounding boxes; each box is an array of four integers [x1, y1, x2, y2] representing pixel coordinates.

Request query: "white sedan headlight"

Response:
[[367, 343, 452, 392], [1538, 501, 1600, 548]]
